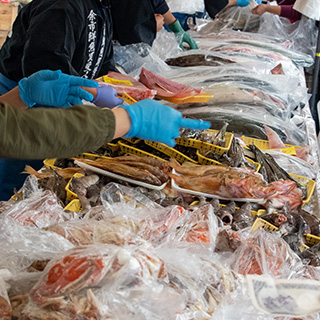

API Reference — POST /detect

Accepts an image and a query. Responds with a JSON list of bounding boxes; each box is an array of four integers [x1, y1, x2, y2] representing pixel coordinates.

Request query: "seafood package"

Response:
[[97, 71, 156, 101], [138, 67, 206, 102]]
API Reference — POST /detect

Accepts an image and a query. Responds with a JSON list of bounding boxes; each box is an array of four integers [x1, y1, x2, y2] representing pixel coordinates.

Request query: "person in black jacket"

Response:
[[0, 0, 118, 200]]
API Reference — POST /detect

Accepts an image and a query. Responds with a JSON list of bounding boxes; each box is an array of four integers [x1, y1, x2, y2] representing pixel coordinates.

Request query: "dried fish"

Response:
[[74, 158, 165, 186]]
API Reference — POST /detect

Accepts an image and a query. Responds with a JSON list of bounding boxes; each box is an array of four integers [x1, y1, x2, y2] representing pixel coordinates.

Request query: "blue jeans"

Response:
[[0, 73, 44, 200]]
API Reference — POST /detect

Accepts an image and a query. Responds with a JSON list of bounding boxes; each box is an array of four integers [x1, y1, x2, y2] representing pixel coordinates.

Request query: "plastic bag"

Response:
[[189, 28, 314, 67], [0, 216, 73, 273], [0, 269, 12, 320], [194, 5, 260, 33], [166, 0, 204, 14], [266, 151, 317, 179], [113, 42, 171, 78], [179, 103, 308, 146], [2, 190, 76, 229], [152, 28, 182, 61], [231, 229, 301, 277], [257, 13, 317, 62], [24, 243, 185, 320], [156, 244, 238, 318]]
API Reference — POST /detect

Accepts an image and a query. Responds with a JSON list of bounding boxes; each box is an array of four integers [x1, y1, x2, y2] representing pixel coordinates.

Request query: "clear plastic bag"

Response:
[[113, 42, 171, 78], [166, 0, 204, 14], [231, 229, 301, 277], [257, 13, 317, 63], [195, 5, 260, 33], [0, 216, 73, 273], [2, 190, 76, 229], [0, 269, 12, 320], [24, 243, 185, 320], [152, 28, 182, 61]]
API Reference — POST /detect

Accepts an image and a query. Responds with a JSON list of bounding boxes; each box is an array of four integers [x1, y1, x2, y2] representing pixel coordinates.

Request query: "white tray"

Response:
[[171, 170, 265, 203], [74, 160, 168, 191]]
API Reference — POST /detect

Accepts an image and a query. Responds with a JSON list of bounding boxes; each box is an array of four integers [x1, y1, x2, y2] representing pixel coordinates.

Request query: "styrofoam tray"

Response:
[[74, 160, 168, 191], [171, 169, 265, 203]]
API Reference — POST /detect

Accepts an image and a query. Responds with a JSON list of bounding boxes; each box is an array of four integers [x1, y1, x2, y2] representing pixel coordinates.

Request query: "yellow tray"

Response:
[[43, 158, 58, 169], [251, 218, 279, 232], [197, 150, 260, 172], [305, 234, 320, 246], [176, 129, 233, 155], [118, 140, 166, 162], [144, 140, 198, 164], [65, 173, 85, 201], [119, 92, 137, 105], [101, 142, 119, 152], [289, 173, 315, 204], [160, 93, 213, 104], [241, 135, 301, 155], [64, 199, 82, 213]]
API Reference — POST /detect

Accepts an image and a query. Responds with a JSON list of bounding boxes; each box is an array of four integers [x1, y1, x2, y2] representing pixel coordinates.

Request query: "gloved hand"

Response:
[[237, 0, 251, 7], [18, 69, 99, 107], [119, 99, 211, 147], [167, 20, 198, 50], [92, 85, 124, 109]]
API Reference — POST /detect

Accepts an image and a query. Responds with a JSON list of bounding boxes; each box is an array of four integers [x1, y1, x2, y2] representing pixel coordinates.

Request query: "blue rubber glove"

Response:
[[92, 85, 124, 109], [119, 99, 211, 147], [18, 69, 99, 107], [237, 0, 251, 7], [167, 20, 198, 50]]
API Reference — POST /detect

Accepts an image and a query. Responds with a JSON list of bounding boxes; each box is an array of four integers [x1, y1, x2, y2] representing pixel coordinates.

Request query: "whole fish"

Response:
[[165, 53, 235, 67], [249, 145, 307, 199], [74, 158, 162, 186]]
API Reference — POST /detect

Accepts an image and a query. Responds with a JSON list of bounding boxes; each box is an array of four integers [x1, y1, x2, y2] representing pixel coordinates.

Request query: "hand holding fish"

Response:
[[18, 69, 99, 107], [119, 99, 211, 147]]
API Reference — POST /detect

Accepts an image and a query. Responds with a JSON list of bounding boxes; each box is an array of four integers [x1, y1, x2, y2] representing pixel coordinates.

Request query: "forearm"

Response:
[[0, 87, 28, 110], [112, 107, 131, 139], [163, 11, 177, 25], [0, 104, 116, 159], [265, 5, 281, 15]]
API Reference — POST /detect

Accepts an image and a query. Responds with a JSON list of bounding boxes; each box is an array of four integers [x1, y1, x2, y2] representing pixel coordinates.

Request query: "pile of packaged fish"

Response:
[[0, 8, 320, 320]]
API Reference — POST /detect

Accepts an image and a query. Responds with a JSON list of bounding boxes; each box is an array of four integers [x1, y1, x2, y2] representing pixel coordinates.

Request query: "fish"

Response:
[[165, 53, 235, 67], [74, 158, 163, 186], [138, 67, 201, 99], [264, 125, 286, 149], [170, 160, 303, 209], [249, 145, 307, 199]]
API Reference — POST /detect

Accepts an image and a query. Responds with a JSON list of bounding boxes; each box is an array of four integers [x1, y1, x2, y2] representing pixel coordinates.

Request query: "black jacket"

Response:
[[111, 0, 157, 46], [204, 0, 229, 19], [0, 0, 116, 82]]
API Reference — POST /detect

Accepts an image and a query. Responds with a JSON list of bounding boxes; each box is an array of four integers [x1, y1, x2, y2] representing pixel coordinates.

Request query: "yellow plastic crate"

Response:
[[305, 234, 320, 246], [160, 92, 213, 104], [65, 173, 85, 201], [176, 129, 233, 155], [251, 218, 279, 232], [144, 140, 198, 164], [43, 158, 58, 169], [197, 150, 221, 165], [101, 142, 119, 152], [64, 199, 82, 213], [289, 173, 315, 204], [241, 135, 301, 155], [118, 140, 166, 162], [197, 150, 260, 172]]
